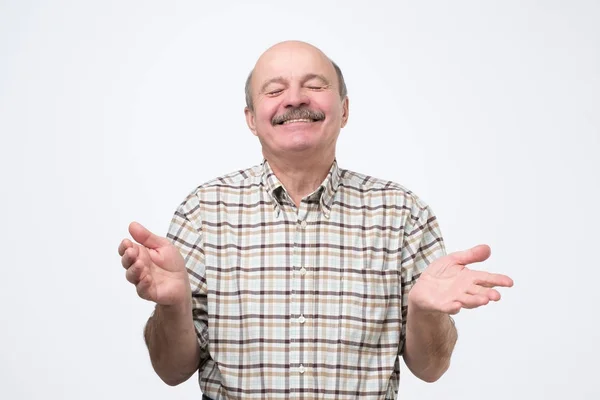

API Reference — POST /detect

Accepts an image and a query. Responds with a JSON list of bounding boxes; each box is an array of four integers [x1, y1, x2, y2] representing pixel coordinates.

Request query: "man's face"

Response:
[[245, 43, 349, 159]]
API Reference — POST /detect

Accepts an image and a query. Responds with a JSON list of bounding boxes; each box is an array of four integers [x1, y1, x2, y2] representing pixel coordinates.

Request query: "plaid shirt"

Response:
[[166, 159, 446, 399]]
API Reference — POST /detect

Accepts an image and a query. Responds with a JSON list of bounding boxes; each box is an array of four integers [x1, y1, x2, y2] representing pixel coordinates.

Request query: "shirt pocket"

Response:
[[338, 265, 401, 348]]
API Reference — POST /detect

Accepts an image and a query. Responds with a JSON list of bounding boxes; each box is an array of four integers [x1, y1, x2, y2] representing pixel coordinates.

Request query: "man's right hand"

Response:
[[118, 222, 191, 306]]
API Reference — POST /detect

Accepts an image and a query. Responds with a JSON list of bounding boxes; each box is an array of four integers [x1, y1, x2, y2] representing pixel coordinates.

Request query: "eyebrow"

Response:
[[259, 74, 331, 93]]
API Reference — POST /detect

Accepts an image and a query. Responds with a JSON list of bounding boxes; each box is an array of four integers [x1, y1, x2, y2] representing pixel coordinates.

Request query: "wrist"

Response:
[[157, 296, 192, 317], [407, 306, 455, 338], [407, 299, 448, 321]]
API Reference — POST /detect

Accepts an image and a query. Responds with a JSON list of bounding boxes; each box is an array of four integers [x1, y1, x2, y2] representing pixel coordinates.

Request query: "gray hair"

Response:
[[245, 59, 348, 112]]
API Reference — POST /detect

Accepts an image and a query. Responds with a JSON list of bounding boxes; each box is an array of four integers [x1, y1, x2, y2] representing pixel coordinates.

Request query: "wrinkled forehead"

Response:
[[252, 45, 337, 90]]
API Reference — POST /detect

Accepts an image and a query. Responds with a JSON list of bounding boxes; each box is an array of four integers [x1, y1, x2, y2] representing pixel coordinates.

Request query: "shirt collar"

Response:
[[261, 159, 341, 218]]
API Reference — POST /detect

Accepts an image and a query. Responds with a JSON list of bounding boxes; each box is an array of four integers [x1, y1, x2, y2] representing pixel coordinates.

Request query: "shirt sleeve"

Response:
[[166, 193, 210, 356], [398, 197, 446, 355]]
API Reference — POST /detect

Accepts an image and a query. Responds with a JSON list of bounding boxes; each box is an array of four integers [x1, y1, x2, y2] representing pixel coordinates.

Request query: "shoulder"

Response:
[[199, 164, 263, 187], [340, 168, 443, 243], [339, 167, 432, 213], [175, 164, 262, 212]]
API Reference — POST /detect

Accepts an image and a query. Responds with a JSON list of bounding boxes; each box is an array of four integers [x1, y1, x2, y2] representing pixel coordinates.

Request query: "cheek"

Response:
[[255, 103, 278, 127], [322, 104, 343, 126], [315, 95, 343, 122]]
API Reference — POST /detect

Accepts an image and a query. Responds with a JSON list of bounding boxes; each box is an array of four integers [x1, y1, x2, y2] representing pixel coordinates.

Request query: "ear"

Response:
[[340, 96, 350, 128], [245, 107, 258, 136]]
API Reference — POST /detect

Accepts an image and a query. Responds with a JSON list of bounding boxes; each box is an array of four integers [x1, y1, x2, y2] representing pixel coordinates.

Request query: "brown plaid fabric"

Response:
[[166, 159, 446, 399]]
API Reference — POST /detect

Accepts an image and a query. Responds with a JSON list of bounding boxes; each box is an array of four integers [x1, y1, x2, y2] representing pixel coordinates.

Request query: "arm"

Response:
[[119, 217, 207, 386], [402, 245, 513, 382], [144, 301, 201, 386], [399, 201, 452, 382], [398, 201, 512, 383], [403, 306, 458, 382]]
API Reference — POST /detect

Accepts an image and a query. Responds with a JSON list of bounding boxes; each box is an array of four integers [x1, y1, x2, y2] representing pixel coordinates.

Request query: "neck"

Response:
[[265, 151, 335, 207]]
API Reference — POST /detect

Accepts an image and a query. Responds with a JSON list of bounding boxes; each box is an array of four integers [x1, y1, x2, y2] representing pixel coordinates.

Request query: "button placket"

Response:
[[291, 203, 310, 389]]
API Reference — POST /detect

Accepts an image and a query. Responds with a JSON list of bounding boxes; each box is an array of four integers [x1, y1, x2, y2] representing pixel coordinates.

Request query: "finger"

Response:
[[457, 293, 490, 309], [129, 222, 170, 250], [118, 239, 133, 256], [471, 270, 514, 288], [125, 260, 145, 284], [121, 245, 140, 269], [451, 244, 491, 265], [467, 285, 502, 301]]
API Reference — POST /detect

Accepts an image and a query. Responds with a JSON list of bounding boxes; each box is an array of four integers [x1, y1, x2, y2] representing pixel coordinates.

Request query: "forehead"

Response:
[[252, 45, 336, 87]]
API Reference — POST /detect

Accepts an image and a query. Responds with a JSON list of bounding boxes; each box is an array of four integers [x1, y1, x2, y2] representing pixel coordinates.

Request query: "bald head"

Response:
[[243, 40, 350, 161], [245, 41, 347, 112]]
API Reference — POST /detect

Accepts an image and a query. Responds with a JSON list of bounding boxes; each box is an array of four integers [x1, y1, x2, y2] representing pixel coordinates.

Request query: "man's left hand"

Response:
[[408, 244, 514, 315]]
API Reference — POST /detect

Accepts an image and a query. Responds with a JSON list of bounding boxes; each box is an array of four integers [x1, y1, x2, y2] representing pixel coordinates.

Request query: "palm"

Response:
[[409, 245, 513, 315], [119, 222, 190, 306], [137, 244, 189, 305]]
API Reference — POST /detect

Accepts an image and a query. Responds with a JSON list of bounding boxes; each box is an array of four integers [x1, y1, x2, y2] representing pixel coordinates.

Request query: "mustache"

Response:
[[271, 107, 326, 125]]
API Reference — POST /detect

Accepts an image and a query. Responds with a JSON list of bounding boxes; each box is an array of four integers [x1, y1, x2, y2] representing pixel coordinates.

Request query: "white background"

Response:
[[1, 1, 599, 399]]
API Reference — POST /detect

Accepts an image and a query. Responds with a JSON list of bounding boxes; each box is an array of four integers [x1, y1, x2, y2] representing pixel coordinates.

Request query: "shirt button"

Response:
[[299, 267, 307, 275], [300, 220, 307, 228], [298, 364, 305, 374], [298, 315, 306, 324]]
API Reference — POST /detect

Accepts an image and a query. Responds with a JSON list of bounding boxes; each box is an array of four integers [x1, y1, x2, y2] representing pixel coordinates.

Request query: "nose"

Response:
[[283, 85, 310, 109]]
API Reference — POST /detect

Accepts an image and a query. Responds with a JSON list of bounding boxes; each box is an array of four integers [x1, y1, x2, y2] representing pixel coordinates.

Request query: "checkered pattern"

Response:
[[166, 160, 446, 399]]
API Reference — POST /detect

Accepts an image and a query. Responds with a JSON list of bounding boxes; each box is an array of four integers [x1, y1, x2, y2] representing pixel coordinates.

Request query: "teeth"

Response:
[[282, 119, 312, 125]]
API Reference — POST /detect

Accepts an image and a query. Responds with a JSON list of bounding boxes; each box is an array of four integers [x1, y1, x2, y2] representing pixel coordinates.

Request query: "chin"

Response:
[[279, 140, 316, 153], [274, 128, 318, 150]]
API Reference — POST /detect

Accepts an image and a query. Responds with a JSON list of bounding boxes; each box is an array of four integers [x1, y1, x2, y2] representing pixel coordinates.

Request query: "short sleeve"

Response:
[[398, 198, 446, 354], [166, 194, 209, 355]]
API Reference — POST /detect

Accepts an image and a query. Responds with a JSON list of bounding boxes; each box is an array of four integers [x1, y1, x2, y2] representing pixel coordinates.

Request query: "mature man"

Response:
[[118, 41, 513, 399]]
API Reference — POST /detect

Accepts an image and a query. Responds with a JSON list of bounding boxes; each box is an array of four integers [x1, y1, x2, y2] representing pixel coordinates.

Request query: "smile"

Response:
[[281, 119, 314, 125]]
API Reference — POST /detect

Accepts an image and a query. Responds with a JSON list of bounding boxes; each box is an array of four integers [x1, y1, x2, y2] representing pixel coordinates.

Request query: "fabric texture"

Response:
[[166, 159, 446, 399]]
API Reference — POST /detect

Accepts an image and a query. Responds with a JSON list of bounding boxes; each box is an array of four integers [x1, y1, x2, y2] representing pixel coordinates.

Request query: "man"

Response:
[[118, 41, 513, 399]]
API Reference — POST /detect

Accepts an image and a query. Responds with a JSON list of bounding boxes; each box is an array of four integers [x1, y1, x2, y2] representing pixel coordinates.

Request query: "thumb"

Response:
[[451, 244, 491, 265], [129, 222, 170, 249]]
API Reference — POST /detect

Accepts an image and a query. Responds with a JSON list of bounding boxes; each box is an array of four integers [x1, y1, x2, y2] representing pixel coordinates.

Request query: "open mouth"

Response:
[[272, 109, 326, 126], [279, 118, 316, 125], [276, 116, 325, 126]]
